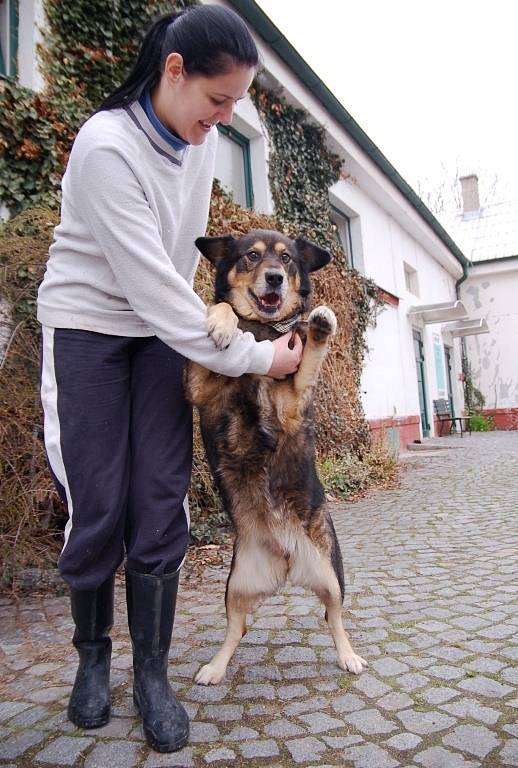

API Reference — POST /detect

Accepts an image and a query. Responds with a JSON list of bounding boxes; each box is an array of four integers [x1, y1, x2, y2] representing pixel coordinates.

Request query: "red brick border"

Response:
[[368, 415, 421, 452], [483, 407, 518, 431]]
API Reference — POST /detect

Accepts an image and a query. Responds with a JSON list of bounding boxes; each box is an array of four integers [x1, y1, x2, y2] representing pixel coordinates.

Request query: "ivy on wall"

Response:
[[0, 0, 391, 582], [0, 0, 193, 213]]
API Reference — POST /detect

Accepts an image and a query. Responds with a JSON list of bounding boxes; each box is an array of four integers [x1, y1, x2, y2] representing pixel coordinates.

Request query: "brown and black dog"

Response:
[[185, 229, 366, 685]]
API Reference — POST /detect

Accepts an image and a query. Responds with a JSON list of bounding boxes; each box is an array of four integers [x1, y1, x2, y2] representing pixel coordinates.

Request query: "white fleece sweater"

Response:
[[37, 101, 274, 377]]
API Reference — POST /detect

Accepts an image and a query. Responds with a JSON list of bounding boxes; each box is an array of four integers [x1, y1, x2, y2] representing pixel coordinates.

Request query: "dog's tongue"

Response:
[[261, 293, 280, 307]]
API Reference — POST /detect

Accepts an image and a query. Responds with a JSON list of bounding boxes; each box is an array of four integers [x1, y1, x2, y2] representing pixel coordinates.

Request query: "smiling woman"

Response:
[[35, 3, 303, 758]]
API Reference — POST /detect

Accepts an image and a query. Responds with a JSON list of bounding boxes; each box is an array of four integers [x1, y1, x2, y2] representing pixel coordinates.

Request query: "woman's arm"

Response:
[[70, 143, 273, 377]]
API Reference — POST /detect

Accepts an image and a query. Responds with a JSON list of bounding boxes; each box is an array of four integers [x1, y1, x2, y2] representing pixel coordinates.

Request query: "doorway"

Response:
[[444, 345, 455, 417], [413, 329, 430, 437]]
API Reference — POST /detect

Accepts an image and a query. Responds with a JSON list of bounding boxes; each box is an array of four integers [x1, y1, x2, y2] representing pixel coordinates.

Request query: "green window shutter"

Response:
[[0, 0, 18, 78], [217, 124, 254, 209]]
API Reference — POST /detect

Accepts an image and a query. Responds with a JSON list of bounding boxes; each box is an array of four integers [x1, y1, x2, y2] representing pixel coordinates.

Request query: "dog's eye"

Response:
[[247, 251, 260, 261], [281, 253, 291, 264]]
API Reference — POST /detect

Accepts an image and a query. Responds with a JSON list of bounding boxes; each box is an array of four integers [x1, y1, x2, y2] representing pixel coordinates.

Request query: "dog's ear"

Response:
[[195, 236, 235, 268], [295, 238, 332, 273]]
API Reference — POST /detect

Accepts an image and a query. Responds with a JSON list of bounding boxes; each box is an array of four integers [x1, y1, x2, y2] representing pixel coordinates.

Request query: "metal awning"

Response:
[[441, 318, 490, 337], [407, 300, 468, 324]]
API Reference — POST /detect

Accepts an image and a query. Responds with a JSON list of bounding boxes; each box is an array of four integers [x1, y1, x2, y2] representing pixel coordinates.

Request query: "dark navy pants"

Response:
[[40, 327, 192, 591]]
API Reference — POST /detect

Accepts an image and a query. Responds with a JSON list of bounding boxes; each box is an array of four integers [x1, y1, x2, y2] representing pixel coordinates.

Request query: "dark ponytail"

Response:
[[98, 5, 259, 111]]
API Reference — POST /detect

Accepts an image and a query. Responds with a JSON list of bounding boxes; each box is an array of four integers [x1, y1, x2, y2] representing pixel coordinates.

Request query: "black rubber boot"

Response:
[[126, 568, 189, 753], [67, 574, 114, 728]]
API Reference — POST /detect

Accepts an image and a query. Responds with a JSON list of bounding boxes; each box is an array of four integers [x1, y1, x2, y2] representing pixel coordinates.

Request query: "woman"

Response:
[[37, 5, 302, 753]]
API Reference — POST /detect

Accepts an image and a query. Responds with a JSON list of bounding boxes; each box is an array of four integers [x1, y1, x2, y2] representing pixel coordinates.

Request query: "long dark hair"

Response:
[[99, 5, 259, 111]]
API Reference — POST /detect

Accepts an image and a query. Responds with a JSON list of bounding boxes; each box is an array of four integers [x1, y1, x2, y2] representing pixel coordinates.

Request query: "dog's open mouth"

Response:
[[249, 290, 283, 315]]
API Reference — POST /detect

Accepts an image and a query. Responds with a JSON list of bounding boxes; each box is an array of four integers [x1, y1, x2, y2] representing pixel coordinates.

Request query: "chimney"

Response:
[[460, 174, 480, 213]]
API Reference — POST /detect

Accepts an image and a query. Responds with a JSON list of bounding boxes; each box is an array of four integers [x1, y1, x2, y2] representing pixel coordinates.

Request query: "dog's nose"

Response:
[[265, 271, 284, 287]]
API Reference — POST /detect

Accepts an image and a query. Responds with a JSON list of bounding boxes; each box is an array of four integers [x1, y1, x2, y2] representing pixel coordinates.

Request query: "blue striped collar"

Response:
[[139, 90, 189, 153]]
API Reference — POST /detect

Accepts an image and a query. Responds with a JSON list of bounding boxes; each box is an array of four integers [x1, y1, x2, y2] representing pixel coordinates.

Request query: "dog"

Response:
[[185, 229, 366, 685]]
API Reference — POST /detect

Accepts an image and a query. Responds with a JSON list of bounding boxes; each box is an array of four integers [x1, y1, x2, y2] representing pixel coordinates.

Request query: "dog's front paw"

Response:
[[195, 662, 226, 686], [338, 652, 368, 675], [308, 306, 337, 342], [207, 303, 239, 351]]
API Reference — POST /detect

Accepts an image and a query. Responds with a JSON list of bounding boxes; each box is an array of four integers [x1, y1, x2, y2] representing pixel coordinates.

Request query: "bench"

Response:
[[433, 398, 471, 437]]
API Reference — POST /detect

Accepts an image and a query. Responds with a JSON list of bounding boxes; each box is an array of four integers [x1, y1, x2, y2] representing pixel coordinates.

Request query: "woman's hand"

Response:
[[267, 331, 303, 379]]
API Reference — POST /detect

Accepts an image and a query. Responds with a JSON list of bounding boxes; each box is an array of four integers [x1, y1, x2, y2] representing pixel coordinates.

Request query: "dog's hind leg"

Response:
[[291, 545, 367, 675], [195, 541, 287, 685]]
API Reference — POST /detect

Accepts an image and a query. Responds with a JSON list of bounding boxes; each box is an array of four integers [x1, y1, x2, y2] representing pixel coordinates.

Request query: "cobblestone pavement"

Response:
[[1, 431, 518, 768]]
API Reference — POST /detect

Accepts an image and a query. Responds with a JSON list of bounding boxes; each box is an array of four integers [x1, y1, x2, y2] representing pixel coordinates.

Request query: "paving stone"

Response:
[[426, 664, 465, 680], [463, 657, 507, 674], [414, 746, 479, 767], [83, 740, 141, 768], [443, 724, 500, 758], [332, 692, 367, 713], [0, 701, 32, 721], [0, 729, 46, 760], [233, 646, 268, 663], [396, 708, 456, 734], [395, 672, 430, 691], [371, 657, 410, 676], [201, 704, 243, 721], [285, 736, 326, 763], [242, 664, 282, 682], [458, 675, 513, 698], [277, 683, 309, 700], [7, 705, 50, 727], [252, 616, 287, 629], [501, 666, 518, 684], [223, 726, 260, 741], [420, 686, 458, 705], [284, 695, 329, 716], [234, 683, 276, 699], [500, 739, 518, 766], [87, 717, 135, 738], [274, 645, 317, 662], [297, 711, 345, 733], [239, 739, 279, 758], [283, 664, 319, 679], [33, 736, 93, 765], [341, 743, 399, 768], [144, 747, 194, 766], [189, 721, 220, 742], [322, 734, 364, 747], [352, 673, 391, 698], [385, 732, 422, 750], [204, 747, 236, 764], [440, 697, 501, 725], [377, 691, 414, 710], [184, 684, 229, 702], [343, 708, 398, 735], [503, 725, 518, 737], [264, 718, 306, 737]]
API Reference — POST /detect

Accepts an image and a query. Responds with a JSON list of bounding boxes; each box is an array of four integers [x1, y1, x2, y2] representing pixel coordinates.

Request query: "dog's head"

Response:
[[195, 229, 331, 322]]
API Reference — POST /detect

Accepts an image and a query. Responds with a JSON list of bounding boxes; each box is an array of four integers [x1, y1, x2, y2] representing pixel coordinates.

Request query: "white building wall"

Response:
[[16, 0, 468, 442], [462, 260, 518, 409], [330, 176, 464, 434]]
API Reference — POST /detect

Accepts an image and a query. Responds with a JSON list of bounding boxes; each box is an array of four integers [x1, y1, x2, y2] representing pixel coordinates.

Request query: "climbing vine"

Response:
[[0, 1, 392, 586], [0, 0, 194, 213]]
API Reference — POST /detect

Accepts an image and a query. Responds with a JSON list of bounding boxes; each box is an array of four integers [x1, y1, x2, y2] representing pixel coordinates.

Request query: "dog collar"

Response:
[[269, 313, 302, 334]]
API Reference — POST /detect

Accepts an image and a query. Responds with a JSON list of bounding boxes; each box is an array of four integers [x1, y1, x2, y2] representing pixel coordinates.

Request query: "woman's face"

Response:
[[153, 55, 256, 145]]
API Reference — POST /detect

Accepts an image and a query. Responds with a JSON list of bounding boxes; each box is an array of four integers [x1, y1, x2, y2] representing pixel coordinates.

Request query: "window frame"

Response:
[[330, 204, 354, 268], [216, 124, 254, 209], [0, 0, 18, 79]]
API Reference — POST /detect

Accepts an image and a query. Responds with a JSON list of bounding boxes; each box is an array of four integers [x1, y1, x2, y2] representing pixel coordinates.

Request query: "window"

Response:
[[404, 262, 419, 296], [214, 125, 253, 208], [330, 206, 354, 267], [0, 0, 18, 78]]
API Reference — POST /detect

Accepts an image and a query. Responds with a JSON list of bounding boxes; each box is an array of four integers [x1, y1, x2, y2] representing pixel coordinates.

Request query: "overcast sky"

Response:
[[256, 0, 518, 208]]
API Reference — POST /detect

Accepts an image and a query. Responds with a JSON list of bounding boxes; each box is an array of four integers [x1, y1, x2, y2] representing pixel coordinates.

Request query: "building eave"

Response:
[[227, 0, 470, 271]]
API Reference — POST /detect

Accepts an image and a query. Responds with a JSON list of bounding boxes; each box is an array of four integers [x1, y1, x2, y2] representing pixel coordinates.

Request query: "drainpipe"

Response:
[[455, 262, 471, 414]]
